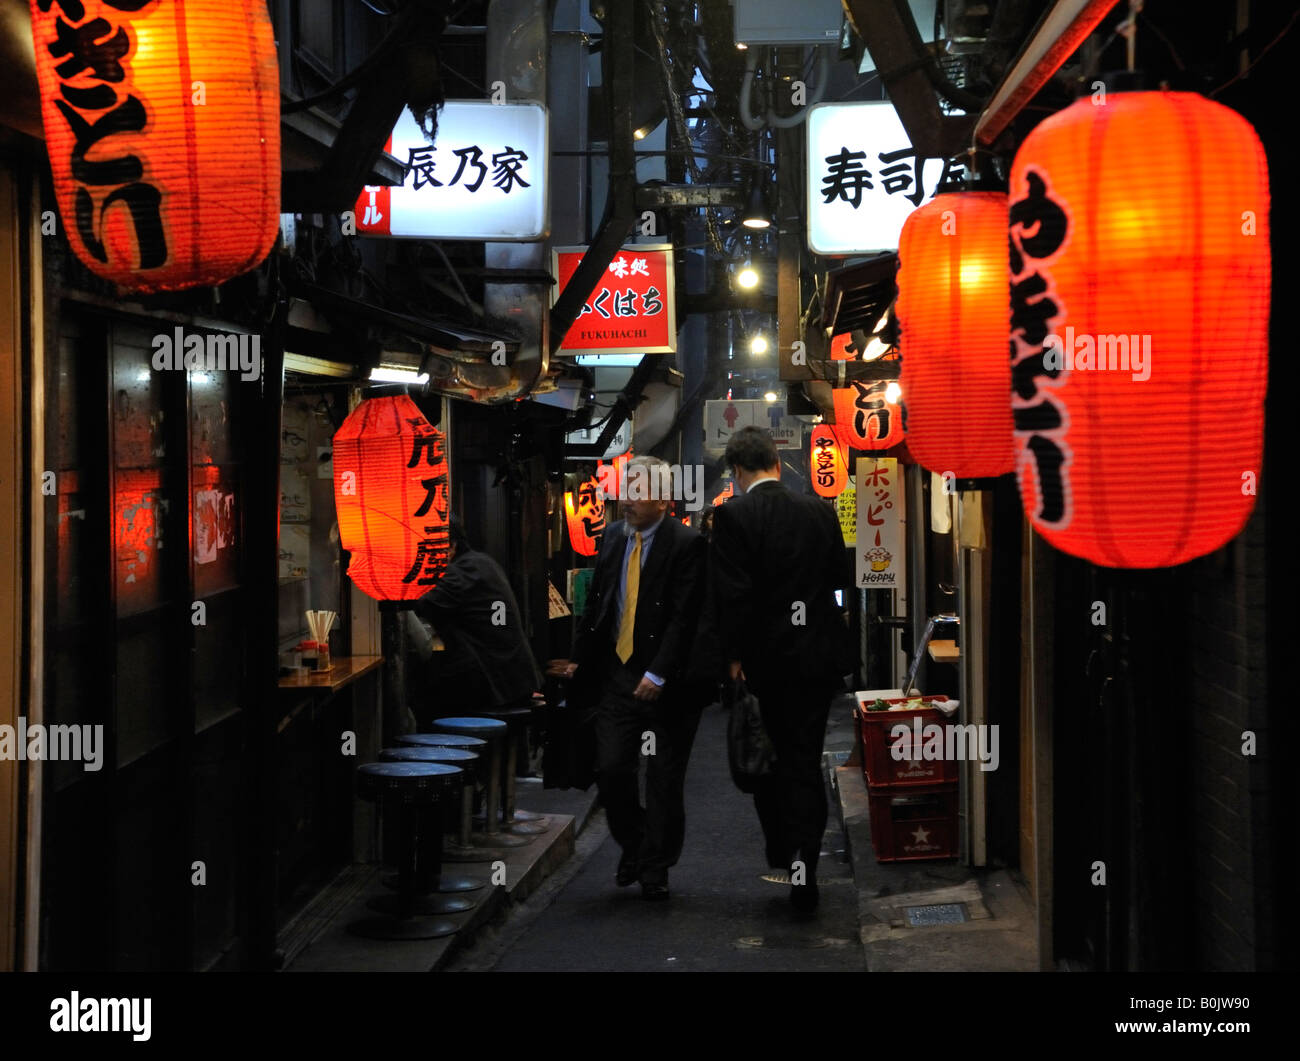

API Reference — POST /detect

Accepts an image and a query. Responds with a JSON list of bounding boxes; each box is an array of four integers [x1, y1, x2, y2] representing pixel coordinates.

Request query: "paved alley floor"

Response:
[[449, 696, 865, 973]]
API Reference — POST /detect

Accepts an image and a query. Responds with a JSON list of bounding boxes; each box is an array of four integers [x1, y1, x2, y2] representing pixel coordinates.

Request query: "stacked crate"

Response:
[[853, 694, 959, 862]]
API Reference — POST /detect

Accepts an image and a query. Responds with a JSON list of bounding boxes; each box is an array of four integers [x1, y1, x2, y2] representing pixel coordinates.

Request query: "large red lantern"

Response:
[[565, 477, 605, 557], [333, 396, 449, 601], [810, 424, 849, 497], [1009, 91, 1270, 567], [897, 190, 1015, 478], [833, 381, 904, 450], [29, 0, 280, 292]]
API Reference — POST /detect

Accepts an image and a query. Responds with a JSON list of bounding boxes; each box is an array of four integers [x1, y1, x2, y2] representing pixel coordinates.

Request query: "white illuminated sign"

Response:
[[355, 100, 549, 241], [805, 102, 962, 255]]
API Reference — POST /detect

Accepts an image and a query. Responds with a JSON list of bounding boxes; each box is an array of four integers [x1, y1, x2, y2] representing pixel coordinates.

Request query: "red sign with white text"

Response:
[[553, 245, 676, 353]]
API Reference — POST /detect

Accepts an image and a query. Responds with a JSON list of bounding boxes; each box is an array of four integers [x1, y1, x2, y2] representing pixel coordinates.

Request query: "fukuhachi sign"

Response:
[[805, 102, 963, 255], [553, 245, 677, 354], [355, 100, 548, 240]]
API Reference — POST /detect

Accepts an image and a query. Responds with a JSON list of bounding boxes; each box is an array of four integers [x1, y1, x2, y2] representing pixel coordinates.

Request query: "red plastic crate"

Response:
[[866, 782, 959, 862], [854, 695, 957, 789]]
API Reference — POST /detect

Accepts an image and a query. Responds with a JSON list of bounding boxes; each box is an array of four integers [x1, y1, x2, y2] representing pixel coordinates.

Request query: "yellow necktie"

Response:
[[616, 532, 641, 663]]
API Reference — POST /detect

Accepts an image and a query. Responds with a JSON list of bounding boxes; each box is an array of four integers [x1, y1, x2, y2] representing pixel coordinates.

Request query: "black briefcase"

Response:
[[725, 678, 774, 794], [541, 691, 598, 791]]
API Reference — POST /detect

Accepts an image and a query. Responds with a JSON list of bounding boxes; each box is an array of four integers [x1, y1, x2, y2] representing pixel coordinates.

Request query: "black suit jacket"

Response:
[[571, 516, 708, 708], [709, 480, 854, 691], [414, 549, 542, 707]]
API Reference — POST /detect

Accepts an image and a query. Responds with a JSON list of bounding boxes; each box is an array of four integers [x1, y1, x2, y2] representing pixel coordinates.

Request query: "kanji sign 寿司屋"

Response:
[[805, 102, 963, 255], [553, 245, 677, 353]]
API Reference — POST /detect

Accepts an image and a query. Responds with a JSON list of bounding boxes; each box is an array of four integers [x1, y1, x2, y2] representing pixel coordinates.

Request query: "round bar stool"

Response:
[[378, 746, 484, 897], [430, 717, 531, 851], [348, 762, 464, 941], [397, 733, 489, 859], [477, 704, 548, 833]]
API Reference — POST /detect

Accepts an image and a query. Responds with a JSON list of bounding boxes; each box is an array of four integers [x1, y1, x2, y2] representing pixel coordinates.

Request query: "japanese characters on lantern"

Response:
[[810, 424, 849, 498], [29, 0, 280, 291], [833, 381, 904, 451], [333, 396, 450, 601], [1009, 91, 1270, 568], [565, 477, 606, 557]]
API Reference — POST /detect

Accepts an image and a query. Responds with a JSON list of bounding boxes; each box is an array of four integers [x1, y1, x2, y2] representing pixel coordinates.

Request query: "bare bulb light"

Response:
[[885, 381, 902, 404], [737, 266, 759, 289], [764, 391, 778, 403], [750, 336, 768, 355]]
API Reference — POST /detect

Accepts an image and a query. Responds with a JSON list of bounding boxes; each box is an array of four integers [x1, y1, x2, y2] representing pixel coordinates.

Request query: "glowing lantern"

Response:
[[333, 396, 449, 601], [830, 332, 856, 361], [897, 190, 1015, 478], [596, 451, 632, 500], [565, 478, 605, 557], [29, 0, 280, 292], [833, 381, 904, 450], [1009, 91, 1270, 567], [810, 424, 849, 497]]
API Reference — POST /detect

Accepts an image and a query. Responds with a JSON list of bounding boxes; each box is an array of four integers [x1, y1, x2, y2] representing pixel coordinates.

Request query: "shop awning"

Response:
[[822, 252, 897, 337]]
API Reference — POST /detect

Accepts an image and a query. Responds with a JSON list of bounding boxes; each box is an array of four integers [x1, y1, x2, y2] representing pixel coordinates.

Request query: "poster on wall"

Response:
[[854, 457, 904, 589]]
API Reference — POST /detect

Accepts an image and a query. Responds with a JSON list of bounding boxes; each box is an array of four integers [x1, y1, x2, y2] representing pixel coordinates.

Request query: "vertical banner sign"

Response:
[[29, 0, 281, 292], [805, 101, 964, 255], [355, 100, 549, 240], [333, 396, 450, 601], [855, 458, 903, 589], [837, 478, 857, 546], [553, 245, 677, 353]]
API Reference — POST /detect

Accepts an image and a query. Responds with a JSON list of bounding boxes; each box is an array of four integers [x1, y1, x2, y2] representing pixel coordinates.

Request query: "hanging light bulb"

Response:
[[885, 381, 902, 404], [741, 179, 771, 229], [750, 335, 768, 355], [737, 264, 760, 289]]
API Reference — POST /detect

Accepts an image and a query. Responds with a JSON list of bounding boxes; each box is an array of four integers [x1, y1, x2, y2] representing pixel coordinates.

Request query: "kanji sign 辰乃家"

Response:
[[355, 100, 548, 240], [553, 245, 677, 354]]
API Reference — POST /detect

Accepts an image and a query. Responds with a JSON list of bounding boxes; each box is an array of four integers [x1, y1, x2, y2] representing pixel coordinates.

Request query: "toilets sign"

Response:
[[704, 400, 801, 453]]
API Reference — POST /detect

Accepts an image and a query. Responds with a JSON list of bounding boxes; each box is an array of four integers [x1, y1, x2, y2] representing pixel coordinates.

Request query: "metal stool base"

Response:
[[346, 916, 459, 941], [367, 892, 475, 916], [381, 872, 486, 894]]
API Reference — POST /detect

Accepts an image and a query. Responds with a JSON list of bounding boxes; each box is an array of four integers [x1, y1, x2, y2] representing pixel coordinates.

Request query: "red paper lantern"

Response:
[[833, 382, 904, 450], [29, 0, 280, 292], [565, 477, 605, 557], [596, 451, 632, 500], [830, 332, 856, 361], [810, 424, 849, 498], [333, 396, 449, 601], [1009, 91, 1270, 567], [897, 191, 1015, 478]]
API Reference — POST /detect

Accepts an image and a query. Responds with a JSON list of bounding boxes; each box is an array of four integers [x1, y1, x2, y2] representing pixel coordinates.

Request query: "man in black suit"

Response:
[[549, 456, 707, 900], [413, 517, 542, 726], [710, 426, 853, 912]]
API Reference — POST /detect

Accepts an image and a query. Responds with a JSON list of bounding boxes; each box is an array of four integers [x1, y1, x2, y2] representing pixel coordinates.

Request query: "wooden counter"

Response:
[[277, 654, 384, 693]]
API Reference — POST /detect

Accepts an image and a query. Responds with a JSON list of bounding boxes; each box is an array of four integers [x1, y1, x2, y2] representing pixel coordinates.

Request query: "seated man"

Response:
[[412, 517, 542, 727]]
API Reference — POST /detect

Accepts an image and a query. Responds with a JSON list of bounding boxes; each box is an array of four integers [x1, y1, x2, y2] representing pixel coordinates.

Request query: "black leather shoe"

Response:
[[790, 880, 819, 912], [641, 882, 670, 901], [616, 853, 640, 887]]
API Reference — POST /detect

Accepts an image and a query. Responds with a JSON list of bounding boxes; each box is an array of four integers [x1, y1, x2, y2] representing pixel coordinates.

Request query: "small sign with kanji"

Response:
[[553, 244, 677, 353]]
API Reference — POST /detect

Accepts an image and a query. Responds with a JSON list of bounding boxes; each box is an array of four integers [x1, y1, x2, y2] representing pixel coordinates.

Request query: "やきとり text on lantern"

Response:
[[29, 0, 281, 292], [1008, 90, 1270, 568], [333, 396, 450, 602]]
